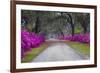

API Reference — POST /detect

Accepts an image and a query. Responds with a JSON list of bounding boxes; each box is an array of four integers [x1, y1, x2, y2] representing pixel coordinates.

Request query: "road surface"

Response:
[[32, 43, 89, 62]]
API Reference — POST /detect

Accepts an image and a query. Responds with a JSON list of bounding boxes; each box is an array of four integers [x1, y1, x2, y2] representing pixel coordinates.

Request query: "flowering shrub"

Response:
[[21, 29, 45, 58], [58, 33, 90, 44]]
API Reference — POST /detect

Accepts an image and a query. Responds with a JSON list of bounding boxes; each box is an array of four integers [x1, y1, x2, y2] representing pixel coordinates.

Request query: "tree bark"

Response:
[[66, 13, 74, 36], [35, 17, 40, 33]]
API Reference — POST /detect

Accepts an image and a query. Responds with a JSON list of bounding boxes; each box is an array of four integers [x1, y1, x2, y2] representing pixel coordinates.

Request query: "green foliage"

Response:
[[74, 26, 83, 34]]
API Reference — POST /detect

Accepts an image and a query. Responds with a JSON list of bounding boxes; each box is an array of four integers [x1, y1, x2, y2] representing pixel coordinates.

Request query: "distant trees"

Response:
[[48, 12, 75, 36], [66, 13, 75, 36], [21, 10, 90, 39], [72, 13, 90, 34], [81, 14, 90, 33]]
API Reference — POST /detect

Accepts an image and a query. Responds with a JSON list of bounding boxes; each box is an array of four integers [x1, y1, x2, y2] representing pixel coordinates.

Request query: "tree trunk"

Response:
[[34, 17, 40, 33], [58, 27, 64, 38], [67, 14, 74, 36], [81, 16, 87, 34], [82, 21, 87, 34]]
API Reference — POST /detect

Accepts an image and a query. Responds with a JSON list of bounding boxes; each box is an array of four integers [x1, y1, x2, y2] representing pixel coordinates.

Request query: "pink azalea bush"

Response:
[[58, 33, 90, 44], [21, 29, 45, 58]]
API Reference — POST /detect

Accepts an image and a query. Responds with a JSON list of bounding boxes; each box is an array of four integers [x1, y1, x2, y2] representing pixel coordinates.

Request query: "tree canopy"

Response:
[[21, 10, 90, 39]]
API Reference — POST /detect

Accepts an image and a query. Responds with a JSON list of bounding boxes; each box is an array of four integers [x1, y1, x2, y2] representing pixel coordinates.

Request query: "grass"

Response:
[[64, 41, 90, 56], [21, 43, 48, 63]]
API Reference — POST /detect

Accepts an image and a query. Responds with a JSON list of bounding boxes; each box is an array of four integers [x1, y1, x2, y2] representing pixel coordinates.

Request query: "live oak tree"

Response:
[[21, 10, 90, 39]]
